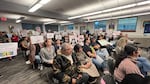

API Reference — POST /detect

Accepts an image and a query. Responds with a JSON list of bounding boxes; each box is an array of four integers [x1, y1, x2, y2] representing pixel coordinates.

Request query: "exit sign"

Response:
[[1, 17, 7, 21]]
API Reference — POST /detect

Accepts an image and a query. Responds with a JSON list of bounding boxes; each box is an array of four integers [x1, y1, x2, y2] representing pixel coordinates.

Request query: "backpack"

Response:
[[100, 74, 116, 84]]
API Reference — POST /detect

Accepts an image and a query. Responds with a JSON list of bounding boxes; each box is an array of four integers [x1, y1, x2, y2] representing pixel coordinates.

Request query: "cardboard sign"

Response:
[[98, 39, 112, 46], [69, 35, 77, 44], [30, 36, 44, 44], [0, 43, 18, 59], [113, 31, 121, 36], [55, 34, 62, 40], [77, 35, 84, 42], [47, 33, 54, 38]]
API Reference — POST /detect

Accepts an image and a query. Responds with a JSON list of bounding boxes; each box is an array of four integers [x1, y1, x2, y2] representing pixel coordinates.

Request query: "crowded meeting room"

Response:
[[0, 0, 150, 84]]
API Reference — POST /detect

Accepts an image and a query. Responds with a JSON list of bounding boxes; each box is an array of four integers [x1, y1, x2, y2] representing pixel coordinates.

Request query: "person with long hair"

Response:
[[40, 39, 56, 67], [74, 44, 100, 83], [114, 44, 144, 83]]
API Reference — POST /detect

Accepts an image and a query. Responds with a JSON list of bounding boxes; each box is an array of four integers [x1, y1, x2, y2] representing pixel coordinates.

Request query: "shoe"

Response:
[[0, 75, 3, 78], [39, 65, 43, 70], [26, 60, 31, 64], [103, 70, 110, 75], [89, 78, 97, 84]]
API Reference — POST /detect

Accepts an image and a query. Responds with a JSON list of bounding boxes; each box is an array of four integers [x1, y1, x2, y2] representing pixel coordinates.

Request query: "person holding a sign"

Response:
[[40, 39, 56, 67]]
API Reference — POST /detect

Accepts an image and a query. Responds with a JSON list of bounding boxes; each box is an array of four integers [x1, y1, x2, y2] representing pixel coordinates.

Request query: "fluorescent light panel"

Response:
[[16, 19, 21, 23], [68, 0, 150, 19], [102, 4, 136, 13], [28, 0, 51, 12], [28, 3, 42, 12], [61, 23, 73, 25], [39, 0, 51, 4], [59, 21, 71, 24], [85, 12, 150, 22], [44, 21, 56, 24], [137, 0, 150, 6]]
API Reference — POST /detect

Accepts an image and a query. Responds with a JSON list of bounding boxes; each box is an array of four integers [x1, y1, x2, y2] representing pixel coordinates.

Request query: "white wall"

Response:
[[85, 15, 150, 38], [58, 15, 150, 38], [0, 21, 22, 33], [122, 15, 150, 38]]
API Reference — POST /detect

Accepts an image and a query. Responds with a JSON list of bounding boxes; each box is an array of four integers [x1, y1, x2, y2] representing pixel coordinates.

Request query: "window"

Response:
[[67, 24, 74, 30], [22, 23, 43, 31], [94, 21, 107, 31], [144, 24, 150, 34], [117, 17, 137, 32]]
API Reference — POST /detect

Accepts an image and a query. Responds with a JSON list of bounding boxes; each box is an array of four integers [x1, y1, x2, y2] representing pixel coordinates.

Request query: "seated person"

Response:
[[53, 43, 89, 84], [40, 39, 56, 67], [114, 37, 128, 60], [83, 37, 110, 74], [29, 43, 43, 69], [92, 42, 109, 60], [137, 56, 150, 77], [74, 44, 99, 83], [114, 44, 144, 83], [121, 74, 144, 84], [115, 37, 150, 77], [54, 39, 62, 55], [97, 34, 114, 55]]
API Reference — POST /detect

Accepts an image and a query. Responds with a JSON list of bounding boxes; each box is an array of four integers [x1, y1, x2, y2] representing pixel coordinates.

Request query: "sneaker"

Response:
[[25, 60, 31, 64], [0, 75, 3, 78], [89, 78, 97, 84], [39, 65, 43, 70], [103, 70, 110, 75]]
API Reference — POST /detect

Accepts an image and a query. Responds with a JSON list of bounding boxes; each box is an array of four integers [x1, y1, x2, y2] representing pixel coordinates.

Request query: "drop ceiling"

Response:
[[0, 0, 150, 24]]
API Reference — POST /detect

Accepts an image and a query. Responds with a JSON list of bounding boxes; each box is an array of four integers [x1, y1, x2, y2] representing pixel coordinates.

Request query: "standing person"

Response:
[[53, 43, 89, 84], [40, 39, 56, 67], [114, 44, 144, 83]]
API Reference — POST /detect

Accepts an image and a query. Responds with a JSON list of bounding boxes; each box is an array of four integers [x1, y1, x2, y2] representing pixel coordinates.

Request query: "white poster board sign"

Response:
[[47, 33, 54, 38], [69, 35, 77, 44], [78, 35, 84, 42], [55, 34, 62, 40], [77, 35, 84, 46], [62, 32, 68, 36], [0, 43, 18, 59], [30, 36, 44, 44], [113, 31, 121, 36], [98, 40, 112, 46]]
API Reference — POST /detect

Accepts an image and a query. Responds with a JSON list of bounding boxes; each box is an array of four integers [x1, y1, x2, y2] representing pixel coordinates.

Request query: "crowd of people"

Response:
[[0, 30, 150, 84]]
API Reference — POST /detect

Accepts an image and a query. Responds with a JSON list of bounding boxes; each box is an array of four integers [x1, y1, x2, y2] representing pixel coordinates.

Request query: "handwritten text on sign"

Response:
[[0, 43, 18, 59]]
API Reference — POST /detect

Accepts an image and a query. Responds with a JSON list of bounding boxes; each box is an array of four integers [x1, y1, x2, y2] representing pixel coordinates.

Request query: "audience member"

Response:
[[83, 37, 110, 74], [114, 44, 144, 83], [54, 39, 62, 55], [29, 43, 43, 69], [53, 43, 89, 84], [74, 44, 99, 83], [40, 39, 56, 67], [11, 33, 19, 42]]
